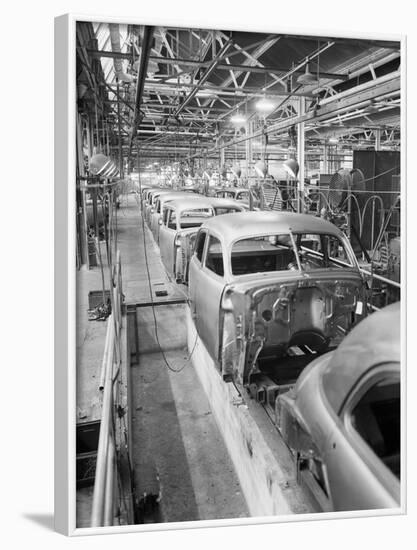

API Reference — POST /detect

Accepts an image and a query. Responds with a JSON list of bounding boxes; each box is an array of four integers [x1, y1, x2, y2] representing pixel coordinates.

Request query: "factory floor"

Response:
[[76, 194, 248, 527]]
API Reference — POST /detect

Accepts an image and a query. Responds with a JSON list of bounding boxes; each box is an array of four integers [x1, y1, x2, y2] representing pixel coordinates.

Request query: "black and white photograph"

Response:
[[68, 16, 404, 532]]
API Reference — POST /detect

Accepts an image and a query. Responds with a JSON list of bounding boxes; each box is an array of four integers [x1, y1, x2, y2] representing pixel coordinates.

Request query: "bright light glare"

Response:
[[255, 98, 275, 113], [230, 113, 247, 124]]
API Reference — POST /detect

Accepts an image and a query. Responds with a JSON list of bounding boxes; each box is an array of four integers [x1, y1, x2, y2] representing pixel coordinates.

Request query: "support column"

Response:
[[297, 97, 306, 213], [375, 128, 381, 151], [245, 121, 253, 184], [322, 143, 329, 173], [116, 79, 124, 179], [219, 138, 225, 168], [76, 113, 89, 267]]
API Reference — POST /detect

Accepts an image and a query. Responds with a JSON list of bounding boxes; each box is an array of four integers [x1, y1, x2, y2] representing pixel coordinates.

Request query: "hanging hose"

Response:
[[360, 195, 385, 251], [316, 190, 333, 214], [371, 194, 401, 263]]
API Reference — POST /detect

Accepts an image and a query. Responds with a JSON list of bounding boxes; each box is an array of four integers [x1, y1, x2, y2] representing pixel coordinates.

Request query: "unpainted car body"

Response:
[[149, 191, 203, 242], [141, 187, 161, 220], [156, 197, 246, 278], [140, 186, 159, 210], [188, 211, 367, 384], [144, 188, 168, 225], [276, 302, 400, 511], [214, 187, 250, 205], [159, 197, 215, 283]]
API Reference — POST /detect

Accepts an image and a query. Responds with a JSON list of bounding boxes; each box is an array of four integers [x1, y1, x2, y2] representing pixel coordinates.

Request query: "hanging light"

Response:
[[283, 158, 299, 179], [90, 153, 119, 178], [254, 161, 268, 178], [328, 136, 339, 145], [255, 97, 275, 114], [296, 62, 316, 85], [230, 112, 247, 125]]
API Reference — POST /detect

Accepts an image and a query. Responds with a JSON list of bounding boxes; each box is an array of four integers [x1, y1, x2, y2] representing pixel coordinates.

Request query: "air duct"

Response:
[[109, 23, 134, 83]]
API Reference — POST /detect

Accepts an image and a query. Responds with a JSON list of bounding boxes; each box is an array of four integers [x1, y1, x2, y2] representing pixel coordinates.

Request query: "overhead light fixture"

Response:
[[328, 136, 339, 145], [230, 112, 247, 125], [254, 160, 268, 178], [296, 62, 317, 85], [283, 158, 299, 179], [255, 97, 275, 114], [90, 154, 119, 178]]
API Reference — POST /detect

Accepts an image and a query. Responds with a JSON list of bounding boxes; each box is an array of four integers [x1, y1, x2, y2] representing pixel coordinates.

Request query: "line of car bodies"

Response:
[[138, 183, 401, 512], [142, 186, 248, 284]]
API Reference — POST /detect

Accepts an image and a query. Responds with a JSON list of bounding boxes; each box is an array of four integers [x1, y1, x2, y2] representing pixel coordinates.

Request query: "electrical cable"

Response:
[[138, 166, 199, 373], [359, 165, 400, 184], [360, 195, 385, 246]]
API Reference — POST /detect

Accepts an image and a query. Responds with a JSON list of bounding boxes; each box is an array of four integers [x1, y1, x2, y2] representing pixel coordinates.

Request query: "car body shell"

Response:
[[188, 211, 367, 384], [140, 186, 159, 210], [141, 187, 162, 221], [159, 197, 215, 282], [149, 191, 206, 242], [213, 187, 250, 205], [143, 188, 174, 225], [276, 302, 400, 511]]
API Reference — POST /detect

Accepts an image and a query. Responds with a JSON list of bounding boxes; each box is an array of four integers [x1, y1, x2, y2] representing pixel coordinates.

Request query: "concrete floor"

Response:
[[124, 194, 248, 522], [76, 194, 248, 526], [131, 303, 248, 522]]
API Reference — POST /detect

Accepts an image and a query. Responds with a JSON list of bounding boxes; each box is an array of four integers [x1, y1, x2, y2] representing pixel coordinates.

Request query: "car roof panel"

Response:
[[201, 211, 345, 241]]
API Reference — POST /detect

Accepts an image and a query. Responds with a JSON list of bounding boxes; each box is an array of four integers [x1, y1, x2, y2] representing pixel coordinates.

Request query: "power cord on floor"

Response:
[[138, 184, 199, 373]]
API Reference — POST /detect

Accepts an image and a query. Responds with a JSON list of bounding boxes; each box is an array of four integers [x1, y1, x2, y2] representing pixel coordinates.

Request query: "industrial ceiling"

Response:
[[76, 22, 400, 171]]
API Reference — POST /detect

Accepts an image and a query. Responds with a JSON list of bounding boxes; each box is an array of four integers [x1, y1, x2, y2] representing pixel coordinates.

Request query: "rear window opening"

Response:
[[179, 208, 213, 229], [214, 208, 241, 216]]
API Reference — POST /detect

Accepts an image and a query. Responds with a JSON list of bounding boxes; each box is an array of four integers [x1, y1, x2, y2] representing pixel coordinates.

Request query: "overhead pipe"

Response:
[[103, 429, 115, 526], [129, 26, 154, 156], [188, 71, 400, 160], [109, 24, 134, 83]]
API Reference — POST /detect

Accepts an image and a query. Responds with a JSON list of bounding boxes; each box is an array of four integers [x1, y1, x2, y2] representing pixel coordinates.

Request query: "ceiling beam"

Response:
[[87, 48, 131, 60], [277, 34, 400, 51], [129, 26, 154, 153], [190, 71, 400, 159], [173, 38, 234, 116]]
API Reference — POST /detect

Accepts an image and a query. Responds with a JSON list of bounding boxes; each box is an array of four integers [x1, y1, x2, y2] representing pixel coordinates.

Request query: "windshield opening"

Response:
[[230, 232, 354, 276]]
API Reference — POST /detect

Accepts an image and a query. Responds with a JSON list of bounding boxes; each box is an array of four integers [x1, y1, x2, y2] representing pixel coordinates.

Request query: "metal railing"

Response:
[[91, 251, 124, 527]]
